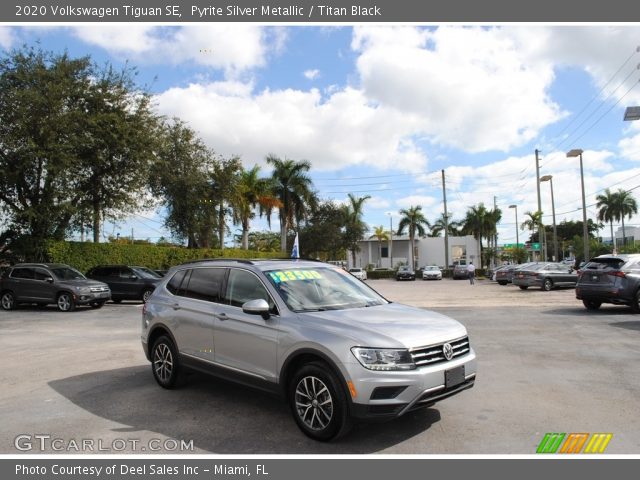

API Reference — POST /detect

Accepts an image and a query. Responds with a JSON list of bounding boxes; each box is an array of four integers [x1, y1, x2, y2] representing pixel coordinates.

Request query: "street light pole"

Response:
[[567, 149, 589, 262], [540, 175, 558, 261], [386, 212, 393, 269], [509, 205, 518, 260]]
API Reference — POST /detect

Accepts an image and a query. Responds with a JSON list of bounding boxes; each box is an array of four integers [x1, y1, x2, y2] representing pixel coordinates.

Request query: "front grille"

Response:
[[90, 286, 110, 293], [409, 336, 470, 367]]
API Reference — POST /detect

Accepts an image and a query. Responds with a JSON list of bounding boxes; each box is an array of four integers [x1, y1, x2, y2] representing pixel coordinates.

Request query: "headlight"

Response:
[[351, 347, 416, 371]]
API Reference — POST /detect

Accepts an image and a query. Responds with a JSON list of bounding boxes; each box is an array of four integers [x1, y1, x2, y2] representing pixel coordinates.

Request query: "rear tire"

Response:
[[142, 288, 154, 303], [57, 292, 75, 312], [151, 336, 183, 389], [1, 291, 15, 311], [582, 299, 602, 310], [289, 361, 352, 441], [498, 281, 507, 286], [543, 279, 554, 291], [519, 285, 528, 290]]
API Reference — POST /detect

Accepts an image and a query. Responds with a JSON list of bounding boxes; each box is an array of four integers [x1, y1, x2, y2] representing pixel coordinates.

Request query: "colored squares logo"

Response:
[[537, 433, 612, 454]]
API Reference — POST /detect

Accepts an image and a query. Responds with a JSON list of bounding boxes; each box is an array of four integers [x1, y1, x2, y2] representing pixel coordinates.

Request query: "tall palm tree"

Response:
[[372, 225, 390, 267], [462, 203, 491, 268], [344, 193, 370, 267], [521, 210, 544, 260], [267, 155, 318, 252], [210, 156, 243, 251], [233, 165, 283, 250], [615, 189, 638, 248], [397, 205, 430, 270], [596, 188, 617, 253], [485, 207, 502, 265]]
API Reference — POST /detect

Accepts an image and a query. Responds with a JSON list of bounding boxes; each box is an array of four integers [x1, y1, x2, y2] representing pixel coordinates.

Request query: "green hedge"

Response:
[[45, 241, 287, 273], [366, 270, 397, 279]]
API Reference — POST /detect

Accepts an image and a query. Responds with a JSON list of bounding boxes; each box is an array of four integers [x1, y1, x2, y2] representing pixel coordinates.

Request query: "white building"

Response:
[[350, 235, 480, 269]]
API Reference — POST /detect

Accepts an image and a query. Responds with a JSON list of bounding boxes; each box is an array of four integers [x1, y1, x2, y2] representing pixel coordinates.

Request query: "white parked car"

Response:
[[422, 265, 443, 280], [348, 268, 367, 280]]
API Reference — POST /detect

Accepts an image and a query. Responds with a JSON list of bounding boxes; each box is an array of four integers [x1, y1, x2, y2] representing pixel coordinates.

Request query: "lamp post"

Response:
[[567, 149, 589, 262], [509, 204, 518, 259], [386, 212, 393, 269], [540, 175, 559, 261]]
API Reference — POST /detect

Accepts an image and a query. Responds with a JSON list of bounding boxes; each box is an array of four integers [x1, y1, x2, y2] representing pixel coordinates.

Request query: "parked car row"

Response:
[[0, 263, 165, 311]]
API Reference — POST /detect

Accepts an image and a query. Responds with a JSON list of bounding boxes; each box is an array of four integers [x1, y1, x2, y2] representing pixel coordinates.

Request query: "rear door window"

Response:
[[182, 268, 226, 303], [11, 267, 35, 279]]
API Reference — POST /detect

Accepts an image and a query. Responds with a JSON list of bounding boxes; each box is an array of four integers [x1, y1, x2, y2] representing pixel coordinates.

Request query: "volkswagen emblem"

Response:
[[442, 343, 454, 361]]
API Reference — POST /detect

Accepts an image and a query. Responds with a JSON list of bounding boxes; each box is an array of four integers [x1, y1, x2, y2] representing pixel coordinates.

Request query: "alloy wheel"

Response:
[[294, 376, 334, 431], [154, 343, 174, 384]]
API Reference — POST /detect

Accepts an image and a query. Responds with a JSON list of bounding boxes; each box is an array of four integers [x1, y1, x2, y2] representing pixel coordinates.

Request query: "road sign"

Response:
[[502, 243, 525, 249]]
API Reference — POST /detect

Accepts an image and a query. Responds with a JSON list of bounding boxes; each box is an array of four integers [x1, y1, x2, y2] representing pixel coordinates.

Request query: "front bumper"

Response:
[[74, 290, 111, 304], [346, 349, 477, 421]]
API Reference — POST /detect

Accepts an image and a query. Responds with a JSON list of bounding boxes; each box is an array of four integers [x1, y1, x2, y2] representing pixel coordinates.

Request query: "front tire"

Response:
[[631, 290, 640, 313], [1, 291, 15, 311], [90, 301, 105, 309], [583, 299, 602, 310], [57, 292, 75, 312], [151, 336, 183, 389], [519, 285, 529, 290], [289, 362, 351, 441]]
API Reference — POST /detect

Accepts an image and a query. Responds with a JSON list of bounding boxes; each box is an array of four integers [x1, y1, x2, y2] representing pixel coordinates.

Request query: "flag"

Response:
[[291, 232, 300, 259]]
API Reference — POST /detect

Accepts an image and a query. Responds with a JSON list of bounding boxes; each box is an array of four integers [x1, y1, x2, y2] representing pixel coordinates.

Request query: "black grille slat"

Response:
[[410, 336, 470, 367]]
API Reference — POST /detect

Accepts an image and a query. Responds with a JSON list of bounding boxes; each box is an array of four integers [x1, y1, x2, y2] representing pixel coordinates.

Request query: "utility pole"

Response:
[[442, 169, 450, 274], [493, 195, 497, 268], [535, 149, 545, 261]]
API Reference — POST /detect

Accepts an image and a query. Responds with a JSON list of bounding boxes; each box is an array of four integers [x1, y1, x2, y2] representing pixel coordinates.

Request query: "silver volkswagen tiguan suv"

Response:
[[141, 259, 476, 441]]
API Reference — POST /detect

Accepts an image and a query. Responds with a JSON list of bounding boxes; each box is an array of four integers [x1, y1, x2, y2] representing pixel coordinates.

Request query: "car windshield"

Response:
[[349, 268, 362, 272], [50, 267, 86, 280], [265, 267, 387, 312], [132, 267, 162, 279]]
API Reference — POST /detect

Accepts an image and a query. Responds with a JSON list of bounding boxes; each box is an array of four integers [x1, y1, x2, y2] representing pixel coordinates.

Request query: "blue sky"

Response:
[[2, 25, 640, 247]]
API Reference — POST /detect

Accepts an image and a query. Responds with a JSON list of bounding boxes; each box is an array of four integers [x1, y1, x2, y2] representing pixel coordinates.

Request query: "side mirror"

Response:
[[242, 299, 270, 319], [45, 277, 54, 283]]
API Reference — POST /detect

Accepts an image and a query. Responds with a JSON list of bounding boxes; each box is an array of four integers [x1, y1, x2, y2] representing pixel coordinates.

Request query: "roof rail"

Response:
[[182, 258, 255, 265]]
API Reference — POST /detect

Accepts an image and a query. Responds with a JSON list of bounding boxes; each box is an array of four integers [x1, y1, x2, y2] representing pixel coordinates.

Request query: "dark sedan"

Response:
[[86, 265, 162, 303], [512, 262, 578, 291], [395, 266, 416, 281], [576, 254, 640, 311]]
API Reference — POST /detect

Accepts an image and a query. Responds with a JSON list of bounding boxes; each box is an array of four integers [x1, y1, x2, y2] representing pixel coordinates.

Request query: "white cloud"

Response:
[[366, 196, 391, 210], [619, 133, 640, 161], [395, 195, 439, 210], [352, 26, 564, 153], [304, 69, 320, 80], [0, 27, 14, 49], [71, 25, 274, 76], [155, 81, 429, 173]]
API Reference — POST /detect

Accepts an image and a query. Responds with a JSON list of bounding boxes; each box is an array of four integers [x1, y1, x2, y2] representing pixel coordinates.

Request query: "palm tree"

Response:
[[615, 189, 638, 248], [596, 188, 618, 253], [372, 225, 390, 267], [267, 155, 318, 252], [430, 213, 462, 237], [344, 193, 370, 267], [210, 157, 243, 251], [462, 203, 490, 268], [397, 205, 430, 270], [521, 210, 544, 260], [233, 165, 283, 250], [485, 207, 502, 266]]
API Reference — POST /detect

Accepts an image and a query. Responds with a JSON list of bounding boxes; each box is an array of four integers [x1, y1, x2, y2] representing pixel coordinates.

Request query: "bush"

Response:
[[366, 269, 396, 279], [45, 241, 287, 273]]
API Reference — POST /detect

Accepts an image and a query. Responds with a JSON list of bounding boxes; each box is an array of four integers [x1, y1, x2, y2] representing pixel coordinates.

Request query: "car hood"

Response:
[[58, 279, 110, 289], [297, 302, 467, 349]]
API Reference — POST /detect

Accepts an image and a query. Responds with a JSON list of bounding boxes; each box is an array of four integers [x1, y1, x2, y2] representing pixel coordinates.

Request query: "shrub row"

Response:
[[45, 241, 287, 273]]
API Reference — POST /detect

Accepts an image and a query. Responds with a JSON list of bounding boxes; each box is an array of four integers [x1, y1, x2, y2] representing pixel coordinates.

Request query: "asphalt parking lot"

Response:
[[1, 278, 639, 454]]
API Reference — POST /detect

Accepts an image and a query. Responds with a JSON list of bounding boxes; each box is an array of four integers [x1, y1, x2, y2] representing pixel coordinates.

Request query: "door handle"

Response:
[[216, 312, 228, 321], [172, 303, 180, 310]]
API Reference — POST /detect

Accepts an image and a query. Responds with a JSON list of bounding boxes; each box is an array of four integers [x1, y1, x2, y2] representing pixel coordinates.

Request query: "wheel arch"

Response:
[[146, 323, 179, 359]]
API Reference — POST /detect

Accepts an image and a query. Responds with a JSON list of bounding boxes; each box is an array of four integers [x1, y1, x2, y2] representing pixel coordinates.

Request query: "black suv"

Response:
[[0, 263, 110, 311], [576, 254, 640, 311], [86, 265, 161, 303]]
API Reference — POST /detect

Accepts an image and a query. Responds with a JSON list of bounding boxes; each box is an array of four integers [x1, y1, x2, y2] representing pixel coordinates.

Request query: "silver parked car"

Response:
[[141, 259, 476, 441]]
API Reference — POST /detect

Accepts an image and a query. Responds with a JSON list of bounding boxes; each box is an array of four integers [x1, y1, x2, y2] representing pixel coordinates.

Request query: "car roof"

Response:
[[13, 263, 71, 268]]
